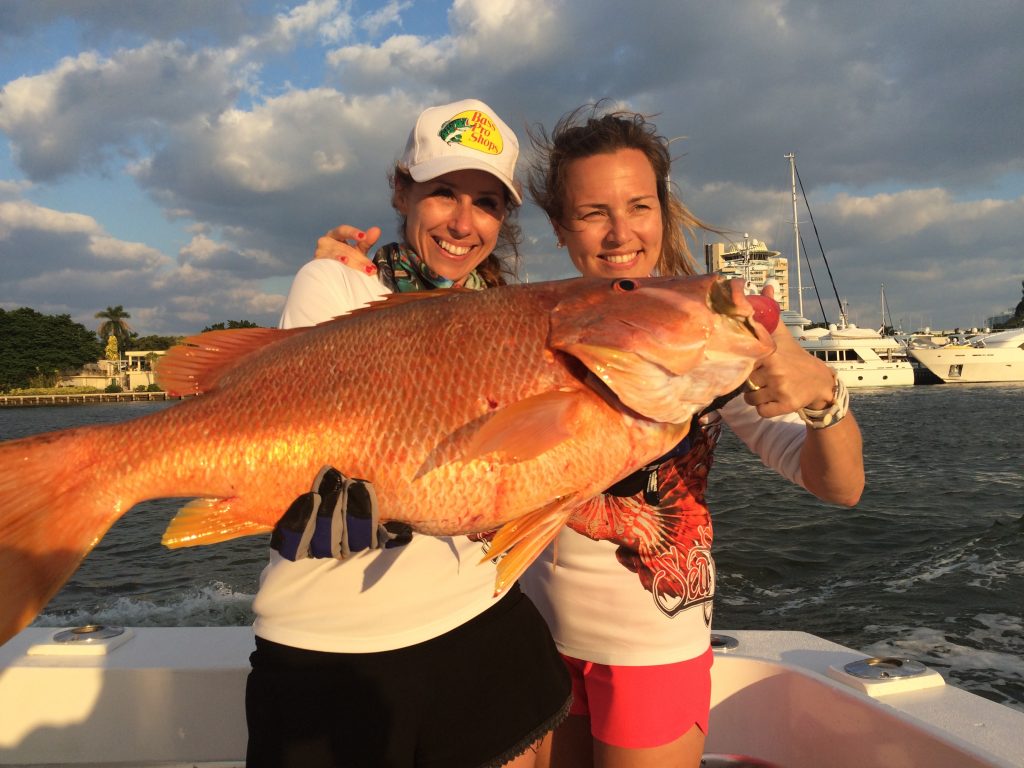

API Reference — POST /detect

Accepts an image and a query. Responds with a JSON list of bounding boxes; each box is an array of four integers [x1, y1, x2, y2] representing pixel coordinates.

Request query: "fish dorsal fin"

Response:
[[461, 389, 584, 464], [485, 494, 579, 595], [156, 327, 303, 396], [343, 286, 473, 319]]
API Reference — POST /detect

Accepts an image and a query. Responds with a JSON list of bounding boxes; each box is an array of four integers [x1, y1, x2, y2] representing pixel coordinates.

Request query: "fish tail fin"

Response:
[[0, 427, 124, 645]]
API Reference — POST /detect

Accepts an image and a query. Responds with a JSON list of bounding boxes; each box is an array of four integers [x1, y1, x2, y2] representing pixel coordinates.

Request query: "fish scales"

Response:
[[0, 275, 777, 644]]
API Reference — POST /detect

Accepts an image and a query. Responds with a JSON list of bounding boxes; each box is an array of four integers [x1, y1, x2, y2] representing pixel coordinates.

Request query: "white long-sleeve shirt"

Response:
[[520, 398, 807, 666], [252, 259, 502, 652]]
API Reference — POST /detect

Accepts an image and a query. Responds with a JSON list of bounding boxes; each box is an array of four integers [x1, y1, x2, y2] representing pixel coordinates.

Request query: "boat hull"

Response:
[[2, 626, 1021, 767], [828, 361, 916, 388], [909, 347, 1024, 383]]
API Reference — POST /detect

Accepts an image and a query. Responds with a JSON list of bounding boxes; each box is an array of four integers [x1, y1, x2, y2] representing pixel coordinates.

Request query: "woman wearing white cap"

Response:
[[245, 99, 571, 768], [315, 104, 864, 768]]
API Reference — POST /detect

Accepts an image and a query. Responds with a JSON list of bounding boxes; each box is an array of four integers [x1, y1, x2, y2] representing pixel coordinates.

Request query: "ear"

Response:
[[392, 181, 409, 216], [552, 220, 565, 246]]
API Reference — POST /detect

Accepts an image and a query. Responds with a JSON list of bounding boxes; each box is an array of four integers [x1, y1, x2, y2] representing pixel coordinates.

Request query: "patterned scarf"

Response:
[[372, 242, 486, 293]]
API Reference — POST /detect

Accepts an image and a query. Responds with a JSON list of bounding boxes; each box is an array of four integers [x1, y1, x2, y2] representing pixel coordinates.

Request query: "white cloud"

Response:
[[0, 197, 284, 333], [327, 34, 451, 78], [0, 200, 102, 238], [2, 0, 1023, 333], [359, 0, 411, 37], [0, 42, 240, 180], [256, 0, 349, 52]]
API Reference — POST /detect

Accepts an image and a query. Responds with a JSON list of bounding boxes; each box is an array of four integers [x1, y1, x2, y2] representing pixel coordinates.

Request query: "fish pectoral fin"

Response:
[[461, 390, 584, 464], [162, 498, 273, 548], [484, 495, 579, 595]]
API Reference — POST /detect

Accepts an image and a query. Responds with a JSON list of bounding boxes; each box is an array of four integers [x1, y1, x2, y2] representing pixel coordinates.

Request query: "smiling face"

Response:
[[394, 169, 508, 283], [555, 148, 663, 279]]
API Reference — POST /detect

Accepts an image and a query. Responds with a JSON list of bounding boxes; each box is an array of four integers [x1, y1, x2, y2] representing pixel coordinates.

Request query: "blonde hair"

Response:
[[527, 104, 710, 277]]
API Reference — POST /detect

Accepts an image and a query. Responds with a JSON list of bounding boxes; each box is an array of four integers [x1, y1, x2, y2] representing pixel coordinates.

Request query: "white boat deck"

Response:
[[1, 627, 1021, 767]]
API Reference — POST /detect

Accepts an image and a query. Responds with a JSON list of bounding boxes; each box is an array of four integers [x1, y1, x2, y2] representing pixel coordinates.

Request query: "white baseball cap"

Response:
[[400, 99, 522, 204]]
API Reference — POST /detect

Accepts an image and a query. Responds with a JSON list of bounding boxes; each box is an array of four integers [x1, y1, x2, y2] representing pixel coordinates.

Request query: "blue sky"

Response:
[[2, 0, 1022, 335]]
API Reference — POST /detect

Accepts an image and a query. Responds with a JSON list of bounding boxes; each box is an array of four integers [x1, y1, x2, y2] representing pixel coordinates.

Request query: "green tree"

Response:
[[0, 308, 103, 391], [1013, 280, 1024, 327], [95, 305, 133, 351], [202, 319, 262, 332], [133, 334, 184, 350]]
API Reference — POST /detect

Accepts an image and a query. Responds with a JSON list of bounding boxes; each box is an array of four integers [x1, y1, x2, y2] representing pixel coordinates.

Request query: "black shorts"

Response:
[[245, 584, 571, 768]]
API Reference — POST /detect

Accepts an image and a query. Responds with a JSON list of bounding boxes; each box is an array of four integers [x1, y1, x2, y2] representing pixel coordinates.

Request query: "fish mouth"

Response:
[[708, 277, 775, 345]]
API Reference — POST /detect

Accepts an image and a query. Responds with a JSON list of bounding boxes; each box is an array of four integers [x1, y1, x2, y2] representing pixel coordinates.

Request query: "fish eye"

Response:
[[613, 278, 639, 292]]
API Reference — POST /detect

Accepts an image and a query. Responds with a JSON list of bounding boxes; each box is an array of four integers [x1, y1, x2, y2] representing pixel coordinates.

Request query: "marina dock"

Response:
[[0, 392, 183, 407]]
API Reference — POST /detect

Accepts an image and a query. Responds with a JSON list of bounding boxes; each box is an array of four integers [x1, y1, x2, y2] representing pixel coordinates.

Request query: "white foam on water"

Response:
[[883, 552, 973, 592], [33, 583, 255, 629], [861, 616, 1024, 711]]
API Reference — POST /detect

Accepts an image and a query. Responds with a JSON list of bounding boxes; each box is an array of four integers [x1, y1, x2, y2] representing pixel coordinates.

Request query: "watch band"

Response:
[[798, 377, 849, 429]]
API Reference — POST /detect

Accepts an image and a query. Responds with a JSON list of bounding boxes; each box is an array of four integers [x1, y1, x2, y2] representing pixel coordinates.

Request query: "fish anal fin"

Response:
[[484, 494, 579, 595], [156, 327, 305, 396], [162, 498, 273, 548], [462, 390, 584, 464]]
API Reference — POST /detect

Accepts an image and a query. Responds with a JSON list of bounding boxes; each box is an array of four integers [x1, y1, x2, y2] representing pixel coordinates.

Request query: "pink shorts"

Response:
[[562, 647, 713, 749]]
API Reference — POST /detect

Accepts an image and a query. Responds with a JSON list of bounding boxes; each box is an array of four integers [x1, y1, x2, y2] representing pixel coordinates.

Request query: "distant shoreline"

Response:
[[0, 392, 183, 408]]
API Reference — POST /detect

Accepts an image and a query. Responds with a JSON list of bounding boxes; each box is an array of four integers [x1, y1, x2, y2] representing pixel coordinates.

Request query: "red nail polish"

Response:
[[339, 255, 347, 263], [365, 265, 377, 275], [356, 232, 365, 240]]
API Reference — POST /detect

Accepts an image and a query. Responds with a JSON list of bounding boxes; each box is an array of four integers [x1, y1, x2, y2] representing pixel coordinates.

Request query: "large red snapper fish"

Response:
[[0, 275, 777, 644]]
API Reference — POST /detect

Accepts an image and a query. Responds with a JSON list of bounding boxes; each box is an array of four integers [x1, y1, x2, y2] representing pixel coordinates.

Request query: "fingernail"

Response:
[[365, 265, 377, 275], [356, 232, 365, 240], [339, 255, 348, 263]]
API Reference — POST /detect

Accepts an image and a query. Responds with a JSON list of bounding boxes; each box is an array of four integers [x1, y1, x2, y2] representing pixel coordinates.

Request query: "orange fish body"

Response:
[[0, 275, 775, 644]]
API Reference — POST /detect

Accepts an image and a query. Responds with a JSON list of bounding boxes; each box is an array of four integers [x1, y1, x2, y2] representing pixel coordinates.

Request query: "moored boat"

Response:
[[783, 311, 915, 388], [1, 625, 1021, 767], [909, 328, 1024, 383]]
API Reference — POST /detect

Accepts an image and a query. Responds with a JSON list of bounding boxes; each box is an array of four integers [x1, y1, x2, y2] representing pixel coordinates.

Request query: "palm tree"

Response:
[[95, 305, 134, 351]]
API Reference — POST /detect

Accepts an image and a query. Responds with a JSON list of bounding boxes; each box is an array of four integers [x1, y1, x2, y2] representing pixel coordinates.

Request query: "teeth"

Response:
[[604, 252, 638, 264], [437, 239, 472, 257]]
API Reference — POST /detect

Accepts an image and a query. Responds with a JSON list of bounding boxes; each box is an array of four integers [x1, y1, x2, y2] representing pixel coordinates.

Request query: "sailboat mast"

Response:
[[881, 283, 885, 331], [786, 152, 803, 316]]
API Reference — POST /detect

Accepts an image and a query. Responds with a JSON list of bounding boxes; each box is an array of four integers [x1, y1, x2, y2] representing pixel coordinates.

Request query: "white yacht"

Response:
[[720, 156, 916, 388], [784, 310, 916, 388], [909, 327, 1024, 383]]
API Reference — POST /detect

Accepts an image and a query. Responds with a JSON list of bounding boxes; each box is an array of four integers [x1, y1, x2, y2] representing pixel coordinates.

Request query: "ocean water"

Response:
[[1, 386, 1022, 712]]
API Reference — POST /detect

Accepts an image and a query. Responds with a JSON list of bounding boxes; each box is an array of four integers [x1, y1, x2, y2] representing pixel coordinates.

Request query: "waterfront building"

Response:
[[705, 236, 791, 311], [59, 350, 167, 391]]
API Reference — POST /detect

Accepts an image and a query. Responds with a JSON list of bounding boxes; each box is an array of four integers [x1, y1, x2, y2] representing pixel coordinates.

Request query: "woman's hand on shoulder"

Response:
[[744, 320, 836, 418], [315, 225, 382, 276]]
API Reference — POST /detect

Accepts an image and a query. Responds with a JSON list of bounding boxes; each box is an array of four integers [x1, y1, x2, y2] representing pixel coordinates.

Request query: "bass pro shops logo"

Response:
[[437, 110, 504, 155]]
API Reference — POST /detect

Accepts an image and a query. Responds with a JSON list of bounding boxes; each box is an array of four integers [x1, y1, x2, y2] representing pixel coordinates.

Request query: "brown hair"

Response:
[[389, 166, 522, 287], [527, 104, 709, 277]]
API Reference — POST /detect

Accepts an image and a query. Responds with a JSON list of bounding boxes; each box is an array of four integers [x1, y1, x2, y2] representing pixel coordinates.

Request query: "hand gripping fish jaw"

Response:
[[271, 467, 412, 561], [549, 276, 780, 426]]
